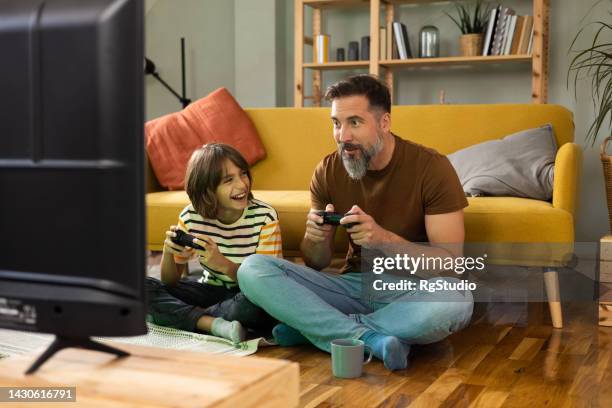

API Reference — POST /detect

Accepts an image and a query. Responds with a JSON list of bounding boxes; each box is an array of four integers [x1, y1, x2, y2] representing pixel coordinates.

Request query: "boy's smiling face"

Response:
[[215, 159, 250, 223]]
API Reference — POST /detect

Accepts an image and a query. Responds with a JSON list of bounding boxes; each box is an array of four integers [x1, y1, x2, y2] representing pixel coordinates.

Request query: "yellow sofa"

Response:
[[146, 104, 582, 328]]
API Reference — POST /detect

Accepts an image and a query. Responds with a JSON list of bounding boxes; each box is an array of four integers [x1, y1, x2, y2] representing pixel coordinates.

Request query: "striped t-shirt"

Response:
[[174, 198, 283, 288]]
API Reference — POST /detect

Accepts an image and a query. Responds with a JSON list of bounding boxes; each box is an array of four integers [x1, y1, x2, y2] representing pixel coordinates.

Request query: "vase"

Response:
[[337, 48, 345, 61], [348, 41, 359, 61], [419, 25, 439, 58], [460, 33, 483, 57]]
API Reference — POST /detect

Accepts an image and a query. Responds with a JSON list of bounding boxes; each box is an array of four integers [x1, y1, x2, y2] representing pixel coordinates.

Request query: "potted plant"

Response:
[[446, 0, 491, 57], [568, 17, 612, 230]]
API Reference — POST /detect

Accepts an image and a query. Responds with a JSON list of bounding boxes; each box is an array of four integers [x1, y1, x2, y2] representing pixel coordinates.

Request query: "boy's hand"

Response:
[[305, 203, 336, 243], [163, 225, 195, 257], [192, 235, 231, 272]]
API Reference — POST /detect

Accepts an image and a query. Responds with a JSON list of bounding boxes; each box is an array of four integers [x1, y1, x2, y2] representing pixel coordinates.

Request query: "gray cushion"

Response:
[[447, 124, 556, 200]]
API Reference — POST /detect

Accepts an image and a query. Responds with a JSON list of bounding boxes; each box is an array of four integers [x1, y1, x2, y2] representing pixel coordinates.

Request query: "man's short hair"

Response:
[[324, 74, 391, 114], [185, 143, 253, 219]]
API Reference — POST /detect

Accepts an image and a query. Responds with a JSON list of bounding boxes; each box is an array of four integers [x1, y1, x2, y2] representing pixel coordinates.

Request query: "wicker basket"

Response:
[[601, 136, 612, 232], [460, 34, 483, 57]]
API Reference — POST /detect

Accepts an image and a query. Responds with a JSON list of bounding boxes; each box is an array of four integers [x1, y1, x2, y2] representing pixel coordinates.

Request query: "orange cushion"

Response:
[[145, 88, 266, 190]]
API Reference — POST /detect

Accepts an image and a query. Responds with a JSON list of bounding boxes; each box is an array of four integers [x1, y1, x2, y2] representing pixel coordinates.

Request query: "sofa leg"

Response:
[[543, 269, 563, 329]]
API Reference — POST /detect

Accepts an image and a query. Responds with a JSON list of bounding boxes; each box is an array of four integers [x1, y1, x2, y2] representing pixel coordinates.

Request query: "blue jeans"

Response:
[[145, 277, 275, 332], [237, 255, 474, 353]]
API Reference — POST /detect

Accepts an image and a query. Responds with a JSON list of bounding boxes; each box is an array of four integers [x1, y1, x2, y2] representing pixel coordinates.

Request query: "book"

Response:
[[393, 22, 405, 59], [510, 16, 525, 55], [482, 7, 499, 56], [386, 21, 394, 59], [490, 7, 508, 56], [501, 12, 517, 55], [393, 22, 412, 59], [518, 16, 533, 54], [491, 8, 515, 56], [380, 27, 387, 60], [402, 23, 412, 58], [503, 15, 517, 55], [527, 24, 535, 55]]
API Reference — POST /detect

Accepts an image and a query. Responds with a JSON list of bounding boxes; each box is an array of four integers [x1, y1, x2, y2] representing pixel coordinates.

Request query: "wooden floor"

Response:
[[147, 254, 611, 407], [257, 302, 611, 407]]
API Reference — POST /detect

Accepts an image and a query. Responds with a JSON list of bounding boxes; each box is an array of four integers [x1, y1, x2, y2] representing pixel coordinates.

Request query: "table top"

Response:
[[0, 343, 299, 407]]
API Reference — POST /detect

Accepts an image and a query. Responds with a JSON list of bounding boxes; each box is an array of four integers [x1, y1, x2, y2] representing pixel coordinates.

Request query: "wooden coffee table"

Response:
[[0, 343, 299, 407]]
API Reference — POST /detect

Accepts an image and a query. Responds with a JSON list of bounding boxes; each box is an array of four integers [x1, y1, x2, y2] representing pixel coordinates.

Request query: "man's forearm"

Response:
[[300, 236, 333, 270]]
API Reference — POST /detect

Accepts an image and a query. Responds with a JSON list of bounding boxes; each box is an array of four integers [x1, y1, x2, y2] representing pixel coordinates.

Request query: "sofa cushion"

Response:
[[146, 191, 573, 264], [146, 191, 190, 251], [464, 197, 573, 243], [145, 88, 266, 190], [448, 124, 557, 200]]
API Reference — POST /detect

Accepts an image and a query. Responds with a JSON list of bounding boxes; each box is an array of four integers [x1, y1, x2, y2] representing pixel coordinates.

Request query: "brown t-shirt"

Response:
[[310, 135, 468, 273]]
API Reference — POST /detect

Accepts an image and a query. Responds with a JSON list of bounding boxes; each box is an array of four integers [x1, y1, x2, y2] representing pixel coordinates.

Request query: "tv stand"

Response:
[[26, 336, 128, 375]]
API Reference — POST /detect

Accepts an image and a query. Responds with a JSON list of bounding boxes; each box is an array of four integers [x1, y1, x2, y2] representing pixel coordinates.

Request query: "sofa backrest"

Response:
[[246, 104, 574, 191]]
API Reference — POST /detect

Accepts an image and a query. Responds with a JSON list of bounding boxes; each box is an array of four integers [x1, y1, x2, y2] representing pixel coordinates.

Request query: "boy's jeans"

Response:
[[238, 255, 474, 353], [145, 277, 275, 332]]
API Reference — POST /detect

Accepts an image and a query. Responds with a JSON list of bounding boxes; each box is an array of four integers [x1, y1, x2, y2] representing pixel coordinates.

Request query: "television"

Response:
[[0, 0, 146, 373]]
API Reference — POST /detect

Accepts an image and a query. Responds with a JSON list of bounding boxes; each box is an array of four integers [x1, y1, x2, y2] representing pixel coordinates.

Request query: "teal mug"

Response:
[[331, 339, 373, 378]]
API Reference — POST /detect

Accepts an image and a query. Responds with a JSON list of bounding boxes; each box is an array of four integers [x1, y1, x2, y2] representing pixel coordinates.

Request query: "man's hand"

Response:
[[163, 225, 195, 258], [305, 203, 336, 244], [301, 203, 337, 270], [341, 205, 391, 249]]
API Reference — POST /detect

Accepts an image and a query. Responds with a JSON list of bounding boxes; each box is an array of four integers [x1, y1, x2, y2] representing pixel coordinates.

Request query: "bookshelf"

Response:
[[294, 0, 549, 106]]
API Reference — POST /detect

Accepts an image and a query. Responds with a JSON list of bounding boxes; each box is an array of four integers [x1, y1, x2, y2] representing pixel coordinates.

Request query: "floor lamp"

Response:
[[145, 38, 191, 109]]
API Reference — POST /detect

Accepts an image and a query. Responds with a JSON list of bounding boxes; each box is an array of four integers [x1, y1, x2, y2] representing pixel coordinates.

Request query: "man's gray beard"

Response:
[[338, 133, 384, 180]]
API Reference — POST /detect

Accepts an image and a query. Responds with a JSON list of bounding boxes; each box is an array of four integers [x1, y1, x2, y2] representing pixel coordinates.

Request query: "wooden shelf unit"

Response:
[[303, 61, 371, 69], [294, 0, 550, 106]]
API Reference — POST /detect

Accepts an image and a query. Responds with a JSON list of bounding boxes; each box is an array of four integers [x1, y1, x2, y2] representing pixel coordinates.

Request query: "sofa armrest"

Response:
[[552, 142, 583, 216]]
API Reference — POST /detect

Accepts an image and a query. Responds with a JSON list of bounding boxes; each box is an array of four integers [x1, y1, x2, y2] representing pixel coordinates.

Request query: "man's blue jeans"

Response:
[[237, 254, 474, 353]]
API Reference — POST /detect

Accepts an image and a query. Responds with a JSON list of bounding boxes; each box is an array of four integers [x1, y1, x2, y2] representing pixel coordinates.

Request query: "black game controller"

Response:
[[171, 230, 205, 251], [315, 211, 358, 229]]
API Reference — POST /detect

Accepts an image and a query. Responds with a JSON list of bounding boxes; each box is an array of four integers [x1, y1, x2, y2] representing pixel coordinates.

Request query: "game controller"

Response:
[[171, 230, 205, 251], [315, 211, 358, 229]]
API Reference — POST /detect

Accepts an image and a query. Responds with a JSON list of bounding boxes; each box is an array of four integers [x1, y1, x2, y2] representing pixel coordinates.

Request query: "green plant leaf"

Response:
[[445, 10, 465, 34], [567, 17, 612, 146], [446, 0, 491, 34]]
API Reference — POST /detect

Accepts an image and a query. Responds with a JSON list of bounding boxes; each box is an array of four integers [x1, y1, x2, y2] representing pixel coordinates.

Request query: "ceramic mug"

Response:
[[330, 339, 373, 378]]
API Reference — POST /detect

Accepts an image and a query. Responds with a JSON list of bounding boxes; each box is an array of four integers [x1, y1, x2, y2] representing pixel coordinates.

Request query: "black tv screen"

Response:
[[0, 0, 146, 339]]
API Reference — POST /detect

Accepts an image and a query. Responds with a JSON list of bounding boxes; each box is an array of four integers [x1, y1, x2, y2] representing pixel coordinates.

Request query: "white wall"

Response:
[[146, 0, 285, 115], [146, 0, 612, 242], [145, 0, 235, 119], [234, 0, 279, 107]]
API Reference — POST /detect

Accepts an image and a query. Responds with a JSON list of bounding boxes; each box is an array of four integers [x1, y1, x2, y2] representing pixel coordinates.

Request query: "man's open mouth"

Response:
[[343, 144, 361, 153]]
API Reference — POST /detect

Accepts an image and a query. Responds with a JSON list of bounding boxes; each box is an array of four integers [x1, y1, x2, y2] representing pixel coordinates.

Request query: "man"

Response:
[[238, 75, 473, 371]]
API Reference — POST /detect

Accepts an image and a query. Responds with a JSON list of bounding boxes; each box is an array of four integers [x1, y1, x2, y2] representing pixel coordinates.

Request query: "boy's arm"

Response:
[[160, 220, 194, 286], [255, 218, 283, 258], [160, 252, 188, 286]]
